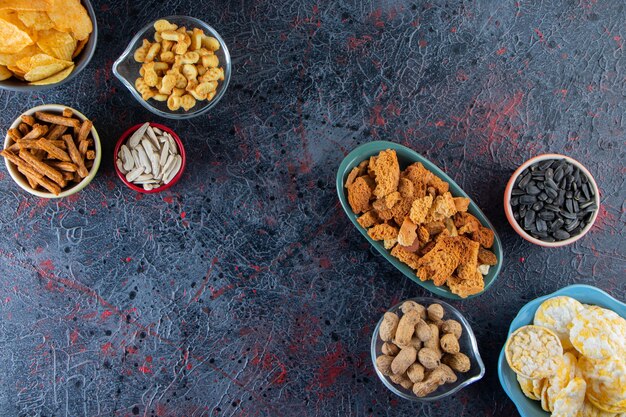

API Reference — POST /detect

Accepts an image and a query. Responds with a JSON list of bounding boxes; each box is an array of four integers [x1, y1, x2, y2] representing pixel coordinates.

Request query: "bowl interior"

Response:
[[371, 297, 485, 401], [336, 140, 504, 300], [3, 104, 101, 198], [0, 0, 98, 92], [497, 284, 626, 417], [504, 154, 601, 248], [113, 122, 186, 194], [112, 15, 231, 120]]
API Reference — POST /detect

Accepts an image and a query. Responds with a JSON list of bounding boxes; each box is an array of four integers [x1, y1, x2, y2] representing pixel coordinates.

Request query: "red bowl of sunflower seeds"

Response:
[[114, 122, 186, 193], [504, 154, 600, 247]]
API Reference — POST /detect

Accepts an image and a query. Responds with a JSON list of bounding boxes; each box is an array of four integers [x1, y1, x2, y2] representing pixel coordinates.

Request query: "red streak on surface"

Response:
[[210, 284, 234, 300], [319, 257, 331, 269], [314, 343, 347, 392], [369, 105, 386, 126], [163, 196, 173, 203], [534, 28, 545, 42], [70, 328, 79, 345], [496, 47, 507, 55], [347, 35, 372, 50], [101, 310, 113, 319], [138, 365, 151, 374], [101, 342, 113, 354], [434, 120, 445, 127], [180, 211, 186, 219], [418, 39, 428, 48]]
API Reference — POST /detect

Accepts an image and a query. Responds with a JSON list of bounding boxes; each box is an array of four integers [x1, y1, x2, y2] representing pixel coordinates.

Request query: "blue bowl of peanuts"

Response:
[[498, 284, 626, 417]]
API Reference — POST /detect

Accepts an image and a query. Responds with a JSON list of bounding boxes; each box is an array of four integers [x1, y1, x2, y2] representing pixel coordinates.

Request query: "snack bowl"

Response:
[[0, 0, 98, 92], [371, 297, 485, 401], [112, 15, 231, 120], [114, 122, 186, 193], [504, 154, 600, 248], [336, 140, 504, 300], [497, 284, 626, 417], [2, 104, 101, 198]]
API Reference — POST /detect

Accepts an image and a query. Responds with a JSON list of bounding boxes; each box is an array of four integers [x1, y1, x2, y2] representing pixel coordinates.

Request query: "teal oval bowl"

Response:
[[497, 284, 626, 417], [336, 141, 503, 300]]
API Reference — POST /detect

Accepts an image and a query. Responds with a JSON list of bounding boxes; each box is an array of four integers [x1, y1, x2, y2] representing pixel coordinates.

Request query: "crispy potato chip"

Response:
[[0, 44, 42, 66], [0, 0, 51, 11], [47, 0, 92, 41], [0, 64, 11, 80], [37, 29, 76, 61], [16, 52, 54, 72], [72, 36, 88, 59], [28, 63, 73, 85], [17, 11, 54, 31], [24, 60, 71, 81], [0, 17, 33, 54], [6, 64, 25, 78]]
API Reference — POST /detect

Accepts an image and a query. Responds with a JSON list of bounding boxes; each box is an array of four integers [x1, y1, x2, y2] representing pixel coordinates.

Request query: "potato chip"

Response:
[[0, 17, 33, 54], [72, 36, 88, 59], [28, 63, 73, 85], [6, 64, 24, 78], [17, 11, 54, 31], [0, 44, 41, 66], [534, 296, 584, 350], [570, 305, 626, 360], [16, 52, 71, 81], [0, 0, 51, 11], [0, 64, 11, 80], [37, 29, 76, 61], [46, 0, 92, 41], [552, 377, 587, 417]]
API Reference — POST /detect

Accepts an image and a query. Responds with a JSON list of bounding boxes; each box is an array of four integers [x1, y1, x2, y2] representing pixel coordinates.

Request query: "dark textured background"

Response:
[[0, 0, 624, 416]]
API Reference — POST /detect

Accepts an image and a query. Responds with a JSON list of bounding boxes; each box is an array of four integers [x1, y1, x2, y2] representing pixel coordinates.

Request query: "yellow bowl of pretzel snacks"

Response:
[[1, 104, 101, 198], [112, 16, 231, 120]]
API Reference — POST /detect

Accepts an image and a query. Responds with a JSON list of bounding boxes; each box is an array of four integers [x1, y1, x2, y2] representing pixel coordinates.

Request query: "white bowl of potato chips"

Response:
[[498, 285, 626, 417], [0, 0, 96, 90], [113, 16, 231, 120]]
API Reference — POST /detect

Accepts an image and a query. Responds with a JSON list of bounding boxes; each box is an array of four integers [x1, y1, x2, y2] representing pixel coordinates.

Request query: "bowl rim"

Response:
[[503, 153, 601, 248], [0, 0, 98, 92], [371, 297, 486, 401], [113, 122, 186, 194], [497, 284, 626, 417], [336, 140, 504, 300], [2, 104, 101, 198], [112, 15, 231, 120]]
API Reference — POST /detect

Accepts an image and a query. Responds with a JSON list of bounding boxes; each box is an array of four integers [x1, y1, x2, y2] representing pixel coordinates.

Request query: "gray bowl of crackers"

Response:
[[1, 104, 101, 198]]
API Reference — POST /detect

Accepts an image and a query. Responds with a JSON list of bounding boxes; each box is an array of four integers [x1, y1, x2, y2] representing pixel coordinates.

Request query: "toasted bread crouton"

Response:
[[453, 197, 470, 212], [419, 241, 436, 256], [435, 228, 451, 243], [478, 247, 498, 265], [347, 176, 373, 214], [368, 155, 377, 177], [409, 195, 433, 224], [403, 162, 431, 198], [423, 221, 445, 236], [398, 218, 417, 246], [391, 196, 413, 226], [444, 218, 459, 237], [391, 244, 421, 270], [357, 211, 380, 228], [447, 272, 484, 298], [428, 175, 449, 195], [384, 238, 397, 249], [398, 178, 414, 198], [457, 236, 480, 265], [371, 149, 400, 198], [428, 192, 457, 222], [417, 225, 430, 243], [345, 167, 360, 188], [454, 212, 481, 235], [415, 237, 463, 286], [374, 191, 401, 211], [368, 223, 399, 241], [472, 226, 495, 248]]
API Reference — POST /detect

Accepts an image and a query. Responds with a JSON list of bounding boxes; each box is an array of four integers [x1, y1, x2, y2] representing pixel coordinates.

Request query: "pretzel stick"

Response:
[[7, 128, 21, 142], [20, 115, 35, 126], [17, 166, 61, 195], [48, 161, 78, 172], [36, 138, 72, 162], [19, 149, 66, 187], [20, 124, 48, 140], [9, 139, 66, 152], [62, 108, 73, 118], [62, 134, 88, 178], [35, 111, 80, 128], [46, 124, 68, 141], [18, 123, 30, 135]]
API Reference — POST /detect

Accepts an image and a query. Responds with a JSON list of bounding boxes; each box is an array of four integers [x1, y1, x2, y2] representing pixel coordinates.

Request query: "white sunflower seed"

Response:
[[128, 122, 149, 148], [136, 145, 151, 174], [125, 166, 143, 182]]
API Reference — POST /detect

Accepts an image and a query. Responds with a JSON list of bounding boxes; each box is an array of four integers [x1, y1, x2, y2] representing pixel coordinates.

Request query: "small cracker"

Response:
[[505, 325, 563, 379]]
